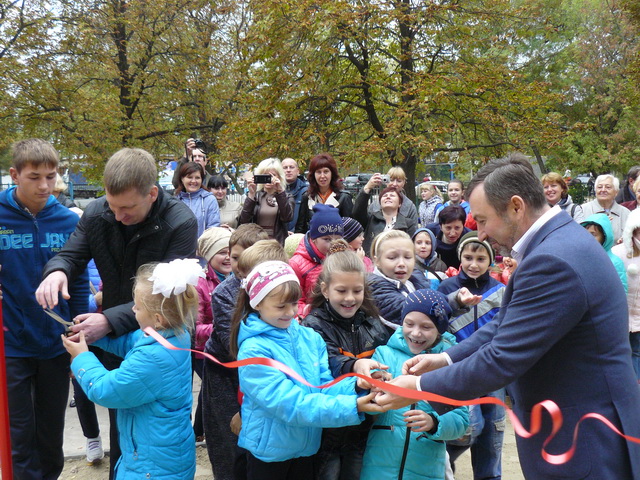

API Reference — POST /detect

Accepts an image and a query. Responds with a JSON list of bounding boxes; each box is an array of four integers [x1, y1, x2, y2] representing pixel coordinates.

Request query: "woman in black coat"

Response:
[[295, 153, 353, 233]]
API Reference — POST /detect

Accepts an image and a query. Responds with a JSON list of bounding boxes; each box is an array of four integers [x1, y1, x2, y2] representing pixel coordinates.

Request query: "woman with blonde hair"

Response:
[[541, 172, 584, 222], [239, 158, 294, 245]]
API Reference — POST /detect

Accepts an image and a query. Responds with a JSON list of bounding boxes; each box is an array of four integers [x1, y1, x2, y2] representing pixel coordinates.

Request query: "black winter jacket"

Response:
[[302, 302, 390, 453], [295, 190, 353, 234], [42, 187, 198, 336], [302, 302, 390, 378]]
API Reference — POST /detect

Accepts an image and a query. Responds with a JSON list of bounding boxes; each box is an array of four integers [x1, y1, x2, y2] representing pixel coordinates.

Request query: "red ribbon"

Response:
[[144, 327, 640, 465]]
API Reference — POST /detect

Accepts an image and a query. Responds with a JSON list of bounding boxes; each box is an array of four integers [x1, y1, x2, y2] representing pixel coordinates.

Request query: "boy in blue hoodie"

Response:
[[1, 138, 88, 479], [437, 231, 505, 480]]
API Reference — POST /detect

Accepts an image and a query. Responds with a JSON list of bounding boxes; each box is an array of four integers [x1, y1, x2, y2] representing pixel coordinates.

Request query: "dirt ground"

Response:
[[58, 422, 525, 480]]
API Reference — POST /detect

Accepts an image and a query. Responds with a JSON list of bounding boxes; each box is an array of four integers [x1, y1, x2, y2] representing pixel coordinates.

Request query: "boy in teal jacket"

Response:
[[361, 290, 468, 480], [581, 213, 628, 293]]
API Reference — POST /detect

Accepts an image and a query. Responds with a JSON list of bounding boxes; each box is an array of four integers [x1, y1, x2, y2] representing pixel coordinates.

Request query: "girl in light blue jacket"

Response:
[[63, 259, 204, 480], [229, 261, 379, 479]]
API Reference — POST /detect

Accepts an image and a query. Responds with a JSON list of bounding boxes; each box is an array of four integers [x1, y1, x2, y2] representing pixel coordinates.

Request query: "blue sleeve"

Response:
[[72, 345, 183, 409], [93, 331, 140, 359], [420, 253, 588, 400], [369, 279, 405, 325], [67, 267, 89, 319], [238, 342, 361, 428], [426, 406, 469, 441]]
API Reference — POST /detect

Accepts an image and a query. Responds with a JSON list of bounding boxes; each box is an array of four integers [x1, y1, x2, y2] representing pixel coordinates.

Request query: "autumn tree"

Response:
[[0, 0, 247, 182], [216, 0, 564, 195]]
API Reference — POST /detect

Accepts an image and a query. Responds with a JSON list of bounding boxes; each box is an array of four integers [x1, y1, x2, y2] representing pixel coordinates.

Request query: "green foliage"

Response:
[[0, 0, 638, 191]]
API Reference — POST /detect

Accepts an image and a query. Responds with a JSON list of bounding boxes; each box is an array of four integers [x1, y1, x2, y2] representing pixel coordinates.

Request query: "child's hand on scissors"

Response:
[[61, 330, 89, 360]]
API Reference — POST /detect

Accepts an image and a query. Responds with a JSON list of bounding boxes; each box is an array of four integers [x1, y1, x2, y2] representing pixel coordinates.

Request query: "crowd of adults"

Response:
[[3, 135, 640, 480]]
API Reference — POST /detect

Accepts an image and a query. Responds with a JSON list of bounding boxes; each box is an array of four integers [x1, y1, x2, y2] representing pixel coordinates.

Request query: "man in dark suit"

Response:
[[375, 154, 640, 479]]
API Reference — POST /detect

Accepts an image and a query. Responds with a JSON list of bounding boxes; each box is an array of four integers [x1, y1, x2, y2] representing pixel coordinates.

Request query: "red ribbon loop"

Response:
[[144, 326, 640, 465]]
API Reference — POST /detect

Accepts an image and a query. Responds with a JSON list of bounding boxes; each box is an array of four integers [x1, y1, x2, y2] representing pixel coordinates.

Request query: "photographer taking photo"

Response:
[[172, 137, 212, 190]]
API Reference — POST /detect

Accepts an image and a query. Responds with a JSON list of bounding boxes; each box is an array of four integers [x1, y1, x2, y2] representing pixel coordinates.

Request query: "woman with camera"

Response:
[[239, 158, 294, 245], [295, 153, 353, 233]]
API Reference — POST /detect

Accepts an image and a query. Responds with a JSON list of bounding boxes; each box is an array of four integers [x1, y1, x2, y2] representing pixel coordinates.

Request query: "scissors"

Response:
[[44, 308, 74, 336]]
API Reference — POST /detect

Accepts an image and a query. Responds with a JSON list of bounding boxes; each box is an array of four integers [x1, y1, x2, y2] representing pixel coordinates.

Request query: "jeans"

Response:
[[315, 450, 363, 480], [6, 354, 70, 480], [631, 331, 640, 381], [448, 388, 506, 480], [202, 359, 246, 480]]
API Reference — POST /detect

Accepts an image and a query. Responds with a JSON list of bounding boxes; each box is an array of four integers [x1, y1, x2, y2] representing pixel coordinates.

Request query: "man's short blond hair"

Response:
[[104, 148, 157, 195], [12, 138, 59, 172]]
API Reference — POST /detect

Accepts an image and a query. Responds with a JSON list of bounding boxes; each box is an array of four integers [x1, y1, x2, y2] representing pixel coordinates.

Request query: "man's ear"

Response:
[[149, 185, 159, 202], [9, 167, 18, 183], [510, 195, 525, 215]]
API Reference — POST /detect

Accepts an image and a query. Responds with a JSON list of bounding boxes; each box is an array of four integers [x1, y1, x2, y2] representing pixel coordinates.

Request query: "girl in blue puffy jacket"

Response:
[[360, 289, 469, 480], [229, 260, 379, 480], [63, 259, 202, 480]]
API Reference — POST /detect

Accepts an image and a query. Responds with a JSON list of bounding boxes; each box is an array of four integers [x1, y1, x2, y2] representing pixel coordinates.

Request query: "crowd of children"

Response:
[[17, 153, 635, 480], [51, 173, 522, 480]]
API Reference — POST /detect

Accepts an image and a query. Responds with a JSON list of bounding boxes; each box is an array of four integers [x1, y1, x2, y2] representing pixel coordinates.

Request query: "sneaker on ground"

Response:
[[86, 436, 104, 464]]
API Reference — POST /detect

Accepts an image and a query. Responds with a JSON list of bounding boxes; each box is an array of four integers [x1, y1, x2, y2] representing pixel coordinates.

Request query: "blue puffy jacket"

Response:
[[177, 188, 220, 236], [360, 329, 469, 480], [237, 312, 363, 462], [72, 328, 194, 479], [0, 187, 88, 358]]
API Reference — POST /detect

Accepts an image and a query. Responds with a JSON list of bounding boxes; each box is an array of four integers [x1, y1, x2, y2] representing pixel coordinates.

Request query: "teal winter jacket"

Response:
[[360, 329, 469, 480], [237, 312, 363, 462], [72, 328, 194, 479], [581, 213, 628, 293]]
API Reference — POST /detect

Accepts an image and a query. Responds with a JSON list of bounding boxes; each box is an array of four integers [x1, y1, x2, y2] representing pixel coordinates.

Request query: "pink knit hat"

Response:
[[243, 261, 300, 308]]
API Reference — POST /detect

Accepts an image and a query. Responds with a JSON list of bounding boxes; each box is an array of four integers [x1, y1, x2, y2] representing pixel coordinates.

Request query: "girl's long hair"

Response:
[[229, 280, 302, 359], [309, 241, 379, 318], [133, 263, 199, 332]]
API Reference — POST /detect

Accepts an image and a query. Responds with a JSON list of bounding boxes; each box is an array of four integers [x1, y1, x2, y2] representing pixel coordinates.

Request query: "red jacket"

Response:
[[289, 234, 325, 318]]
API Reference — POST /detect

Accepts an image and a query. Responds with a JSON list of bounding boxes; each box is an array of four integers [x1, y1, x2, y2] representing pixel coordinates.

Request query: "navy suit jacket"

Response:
[[420, 211, 640, 479]]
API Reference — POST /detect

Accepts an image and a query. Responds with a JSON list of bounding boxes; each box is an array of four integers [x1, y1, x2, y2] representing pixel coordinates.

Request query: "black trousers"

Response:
[[246, 451, 315, 480], [6, 354, 70, 480]]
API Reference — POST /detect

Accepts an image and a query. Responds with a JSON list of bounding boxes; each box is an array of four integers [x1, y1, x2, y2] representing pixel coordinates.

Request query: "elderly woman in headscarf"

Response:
[[581, 174, 630, 241]]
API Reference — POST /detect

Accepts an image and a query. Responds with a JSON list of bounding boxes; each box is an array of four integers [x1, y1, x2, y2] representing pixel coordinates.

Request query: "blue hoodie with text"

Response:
[[0, 187, 88, 358]]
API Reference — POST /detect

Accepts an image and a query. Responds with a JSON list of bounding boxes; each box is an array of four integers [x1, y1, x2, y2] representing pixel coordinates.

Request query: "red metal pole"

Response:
[[0, 300, 13, 478]]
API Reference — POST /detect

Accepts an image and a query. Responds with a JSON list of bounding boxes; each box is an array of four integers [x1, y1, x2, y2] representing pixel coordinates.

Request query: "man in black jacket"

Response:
[[36, 147, 198, 478]]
